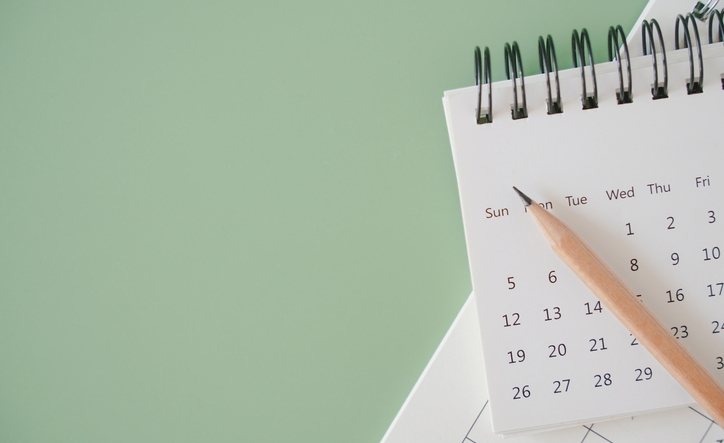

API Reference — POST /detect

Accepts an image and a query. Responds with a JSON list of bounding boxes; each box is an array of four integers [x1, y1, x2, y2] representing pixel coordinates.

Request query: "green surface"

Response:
[[0, 0, 648, 441]]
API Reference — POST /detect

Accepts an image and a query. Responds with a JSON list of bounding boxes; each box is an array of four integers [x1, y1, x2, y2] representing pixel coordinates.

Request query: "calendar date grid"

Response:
[[480, 175, 723, 406]]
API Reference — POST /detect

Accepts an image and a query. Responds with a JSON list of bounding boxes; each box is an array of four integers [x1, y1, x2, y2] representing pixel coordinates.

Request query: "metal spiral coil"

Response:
[[642, 19, 669, 99], [504, 42, 527, 119], [538, 35, 562, 115], [474, 46, 492, 124], [694, 0, 720, 21], [469, 10, 719, 123], [708, 8, 724, 42], [608, 25, 633, 104], [675, 13, 704, 94], [708, 8, 724, 90], [572, 29, 598, 110]]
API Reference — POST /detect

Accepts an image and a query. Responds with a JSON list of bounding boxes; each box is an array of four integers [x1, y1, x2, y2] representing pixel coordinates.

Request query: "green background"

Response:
[[0, 1, 648, 441]]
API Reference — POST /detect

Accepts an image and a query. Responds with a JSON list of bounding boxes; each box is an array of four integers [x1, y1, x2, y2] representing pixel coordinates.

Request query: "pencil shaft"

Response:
[[526, 201, 724, 427]]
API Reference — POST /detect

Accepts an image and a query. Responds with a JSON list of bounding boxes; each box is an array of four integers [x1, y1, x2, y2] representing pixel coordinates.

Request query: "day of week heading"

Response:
[[524, 201, 553, 212], [565, 195, 587, 206], [605, 186, 635, 201], [647, 182, 671, 194], [696, 175, 711, 187], [485, 207, 509, 219]]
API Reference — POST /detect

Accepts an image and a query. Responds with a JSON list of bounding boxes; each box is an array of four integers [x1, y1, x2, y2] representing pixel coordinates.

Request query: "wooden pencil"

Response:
[[512, 186, 724, 427]]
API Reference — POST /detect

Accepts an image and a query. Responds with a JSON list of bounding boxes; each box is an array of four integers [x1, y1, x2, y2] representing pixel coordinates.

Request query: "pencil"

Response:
[[512, 186, 724, 427]]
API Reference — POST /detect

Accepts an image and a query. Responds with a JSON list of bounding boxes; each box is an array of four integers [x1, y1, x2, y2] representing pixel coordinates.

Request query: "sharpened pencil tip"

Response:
[[512, 187, 532, 206]]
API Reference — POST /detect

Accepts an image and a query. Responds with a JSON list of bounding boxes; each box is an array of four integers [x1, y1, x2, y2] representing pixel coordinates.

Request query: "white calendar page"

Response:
[[380, 293, 723, 443], [444, 45, 724, 435]]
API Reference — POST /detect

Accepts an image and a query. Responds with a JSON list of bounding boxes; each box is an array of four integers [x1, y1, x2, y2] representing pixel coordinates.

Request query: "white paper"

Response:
[[446, 43, 724, 434], [381, 294, 723, 442]]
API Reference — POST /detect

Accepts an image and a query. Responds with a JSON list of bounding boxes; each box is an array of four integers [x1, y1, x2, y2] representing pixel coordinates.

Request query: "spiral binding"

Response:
[[709, 9, 724, 89], [572, 29, 598, 109], [642, 19, 668, 99], [709, 8, 724, 42], [694, 0, 720, 21], [675, 13, 704, 94], [472, 9, 723, 124], [608, 25, 632, 104], [504, 42, 527, 119], [538, 35, 562, 114], [474, 46, 492, 124]]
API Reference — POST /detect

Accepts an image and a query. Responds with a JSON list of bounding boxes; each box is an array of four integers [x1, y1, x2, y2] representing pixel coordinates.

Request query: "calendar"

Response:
[[381, 295, 724, 443], [444, 39, 724, 434]]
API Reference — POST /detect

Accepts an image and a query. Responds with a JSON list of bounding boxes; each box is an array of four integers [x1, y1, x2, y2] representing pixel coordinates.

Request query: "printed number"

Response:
[[666, 288, 685, 303], [630, 334, 639, 346], [630, 259, 639, 271], [670, 252, 679, 265], [553, 379, 571, 393], [507, 276, 516, 290], [667, 216, 675, 229], [543, 307, 561, 321], [584, 301, 602, 315], [718, 357, 724, 370], [503, 313, 521, 327], [671, 325, 689, 339], [594, 373, 613, 387], [589, 338, 608, 352], [507, 349, 526, 364], [704, 247, 721, 261], [512, 385, 531, 399], [708, 283, 724, 297], [713, 321, 724, 334], [548, 270, 557, 284], [708, 210, 716, 223], [625, 223, 634, 235], [548, 343, 567, 358], [635, 367, 653, 381]]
